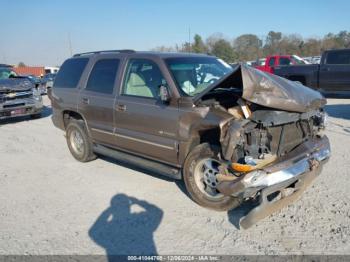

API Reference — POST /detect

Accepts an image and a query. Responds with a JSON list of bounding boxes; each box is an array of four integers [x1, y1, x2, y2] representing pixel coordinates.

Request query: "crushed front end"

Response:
[[216, 106, 330, 228], [192, 64, 331, 228]]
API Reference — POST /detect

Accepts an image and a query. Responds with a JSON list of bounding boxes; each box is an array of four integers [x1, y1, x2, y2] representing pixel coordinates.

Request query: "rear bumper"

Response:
[[0, 97, 43, 120], [217, 135, 331, 228]]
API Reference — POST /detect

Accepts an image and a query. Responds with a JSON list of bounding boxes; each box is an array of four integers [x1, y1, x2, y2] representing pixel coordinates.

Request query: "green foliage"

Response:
[[234, 34, 262, 61], [211, 39, 237, 63], [18, 62, 26, 67], [152, 30, 350, 63], [192, 34, 208, 54]]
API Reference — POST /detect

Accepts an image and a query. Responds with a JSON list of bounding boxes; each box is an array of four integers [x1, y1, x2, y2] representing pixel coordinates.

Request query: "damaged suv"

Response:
[[50, 50, 330, 227]]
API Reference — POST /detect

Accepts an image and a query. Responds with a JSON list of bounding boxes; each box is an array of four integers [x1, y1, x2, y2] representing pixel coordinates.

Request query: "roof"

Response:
[[73, 50, 212, 59], [13, 67, 45, 77]]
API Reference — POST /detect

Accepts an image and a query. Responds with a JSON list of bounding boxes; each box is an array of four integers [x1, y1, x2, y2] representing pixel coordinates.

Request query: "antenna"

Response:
[[68, 32, 73, 56]]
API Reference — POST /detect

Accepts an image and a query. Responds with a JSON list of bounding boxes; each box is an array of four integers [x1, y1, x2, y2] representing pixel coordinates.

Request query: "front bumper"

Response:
[[0, 97, 43, 120], [217, 135, 331, 228]]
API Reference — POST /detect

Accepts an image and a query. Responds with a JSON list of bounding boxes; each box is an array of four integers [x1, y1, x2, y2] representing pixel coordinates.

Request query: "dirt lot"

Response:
[[0, 96, 349, 256]]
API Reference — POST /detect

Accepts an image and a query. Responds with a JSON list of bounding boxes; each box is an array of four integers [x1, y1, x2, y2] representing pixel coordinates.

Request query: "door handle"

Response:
[[116, 104, 126, 112], [321, 67, 330, 72], [82, 97, 89, 104]]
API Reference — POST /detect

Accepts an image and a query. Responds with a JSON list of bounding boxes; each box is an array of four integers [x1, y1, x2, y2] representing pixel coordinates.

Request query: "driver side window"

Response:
[[122, 59, 167, 99]]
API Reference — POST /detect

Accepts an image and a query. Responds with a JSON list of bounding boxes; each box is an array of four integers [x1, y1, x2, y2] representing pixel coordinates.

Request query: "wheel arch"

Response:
[[62, 110, 92, 137], [179, 127, 221, 165]]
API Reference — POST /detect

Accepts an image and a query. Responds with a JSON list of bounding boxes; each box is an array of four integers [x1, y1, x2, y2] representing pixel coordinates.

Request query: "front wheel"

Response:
[[183, 143, 241, 211], [30, 112, 42, 119]]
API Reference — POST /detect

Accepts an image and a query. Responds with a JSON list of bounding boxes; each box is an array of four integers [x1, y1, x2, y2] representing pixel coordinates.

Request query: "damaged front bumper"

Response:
[[217, 135, 331, 228]]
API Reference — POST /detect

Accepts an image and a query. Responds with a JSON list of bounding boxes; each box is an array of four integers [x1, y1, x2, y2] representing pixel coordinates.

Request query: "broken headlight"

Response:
[[32, 88, 42, 101], [315, 110, 328, 129]]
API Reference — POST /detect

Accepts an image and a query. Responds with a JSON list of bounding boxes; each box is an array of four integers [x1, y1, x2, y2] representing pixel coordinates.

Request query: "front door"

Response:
[[114, 58, 179, 165], [319, 50, 350, 93]]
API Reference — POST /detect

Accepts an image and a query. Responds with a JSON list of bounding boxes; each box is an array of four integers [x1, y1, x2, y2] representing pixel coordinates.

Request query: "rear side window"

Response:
[[54, 58, 88, 88], [279, 57, 291, 66], [268, 57, 276, 66], [86, 59, 120, 94], [326, 51, 350, 65]]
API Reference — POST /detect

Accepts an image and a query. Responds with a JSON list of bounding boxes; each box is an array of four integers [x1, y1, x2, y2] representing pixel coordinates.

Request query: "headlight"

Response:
[[32, 88, 42, 101], [315, 110, 327, 129]]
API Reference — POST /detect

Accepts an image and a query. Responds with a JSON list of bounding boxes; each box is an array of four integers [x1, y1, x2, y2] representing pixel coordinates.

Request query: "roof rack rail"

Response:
[[73, 49, 135, 57]]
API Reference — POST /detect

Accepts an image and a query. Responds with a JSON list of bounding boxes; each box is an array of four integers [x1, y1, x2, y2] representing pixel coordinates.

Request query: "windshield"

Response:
[[291, 55, 308, 65], [0, 68, 17, 80], [166, 57, 233, 96]]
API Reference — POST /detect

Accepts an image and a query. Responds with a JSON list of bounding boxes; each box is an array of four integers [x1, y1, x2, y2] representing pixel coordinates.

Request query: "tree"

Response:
[[211, 39, 237, 63], [301, 38, 322, 56], [205, 33, 225, 52], [233, 34, 262, 61], [151, 46, 176, 52], [264, 31, 282, 55], [180, 42, 192, 52], [18, 62, 26, 67], [192, 34, 208, 54], [278, 34, 304, 55]]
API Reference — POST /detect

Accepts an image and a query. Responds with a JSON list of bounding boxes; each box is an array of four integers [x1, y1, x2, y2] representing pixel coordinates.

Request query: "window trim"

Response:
[[325, 51, 350, 65], [268, 57, 276, 67], [279, 57, 291, 66], [53, 58, 89, 89], [84, 58, 121, 95], [120, 58, 166, 100]]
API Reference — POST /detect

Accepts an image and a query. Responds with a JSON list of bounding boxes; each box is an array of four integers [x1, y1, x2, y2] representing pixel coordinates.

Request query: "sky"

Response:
[[1, 0, 349, 66]]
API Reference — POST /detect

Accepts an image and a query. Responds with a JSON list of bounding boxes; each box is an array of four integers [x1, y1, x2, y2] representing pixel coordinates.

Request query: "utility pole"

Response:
[[188, 27, 191, 52], [68, 33, 73, 56]]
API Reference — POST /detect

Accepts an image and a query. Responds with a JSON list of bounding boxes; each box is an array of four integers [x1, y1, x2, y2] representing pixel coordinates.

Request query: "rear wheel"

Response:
[[183, 143, 241, 211], [66, 120, 96, 162]]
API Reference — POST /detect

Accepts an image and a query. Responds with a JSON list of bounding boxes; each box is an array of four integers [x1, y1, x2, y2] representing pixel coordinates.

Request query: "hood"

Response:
[[193, 64, 326, 113], [0, 78, 34, 92]]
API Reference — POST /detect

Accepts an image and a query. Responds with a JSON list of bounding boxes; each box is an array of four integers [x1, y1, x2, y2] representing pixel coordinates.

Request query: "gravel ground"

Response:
[[0, 96, 349, 256]]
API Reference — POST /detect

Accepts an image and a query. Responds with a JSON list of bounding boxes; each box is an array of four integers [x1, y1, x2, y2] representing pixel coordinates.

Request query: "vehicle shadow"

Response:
[[98, 155, 176, 183], [89, 193, 163, 260], [99, 155, 192, 201], [227, 198, 260, 229], [324, 104, 350, 120], [0, 105, 52, 125]]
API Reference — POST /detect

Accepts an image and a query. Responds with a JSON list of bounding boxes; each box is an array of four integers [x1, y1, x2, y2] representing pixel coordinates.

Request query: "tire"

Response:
[[30, 112, 42, 119], [66, 120, 96, 162], [183, 143, 241, 211]]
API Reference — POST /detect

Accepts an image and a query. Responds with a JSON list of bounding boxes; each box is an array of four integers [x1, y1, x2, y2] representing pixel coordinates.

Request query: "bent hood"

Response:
[[0, 78, 34, 92], [193, 64, 326, 113]]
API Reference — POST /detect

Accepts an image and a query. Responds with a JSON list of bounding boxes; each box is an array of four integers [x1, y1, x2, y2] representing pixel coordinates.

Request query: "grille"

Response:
[[0, 89, 33, 103]]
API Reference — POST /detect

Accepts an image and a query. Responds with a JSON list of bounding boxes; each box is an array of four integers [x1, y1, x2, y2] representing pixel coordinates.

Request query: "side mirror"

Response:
[[159, 85, 170, 103]]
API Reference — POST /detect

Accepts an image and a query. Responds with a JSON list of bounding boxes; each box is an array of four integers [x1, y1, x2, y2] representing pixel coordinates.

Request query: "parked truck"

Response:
[[254, 55, 309, 74], [275, 49, 350, 95], [0, 67, 43, 120]]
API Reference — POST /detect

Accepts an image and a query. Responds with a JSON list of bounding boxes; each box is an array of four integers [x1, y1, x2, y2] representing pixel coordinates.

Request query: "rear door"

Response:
[[52, 58, 89, 117], [114, 58, 179, 165], [319, 50, 350, 93], [78, 57, 121, 147]]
